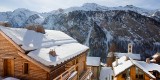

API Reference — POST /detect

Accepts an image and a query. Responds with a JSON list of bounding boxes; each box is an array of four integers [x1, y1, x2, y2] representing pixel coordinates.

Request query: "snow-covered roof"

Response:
[[113, 59, 133, 76], [112, 56, 156, 79], [0, 26, 89, 66], [137, 61, 160, 73], [112, 56, 128, 67], [129, 58, 156, 79], [99, 67, 113, 80], [86, 57, 100, 66], [115, 52, 141, 60], [0, 26, 77, 51], [28, 43, 88, 66]]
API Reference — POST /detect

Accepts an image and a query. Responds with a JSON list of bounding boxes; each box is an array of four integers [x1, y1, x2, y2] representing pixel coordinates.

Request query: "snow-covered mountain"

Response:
[[0, 3, 160, 61]]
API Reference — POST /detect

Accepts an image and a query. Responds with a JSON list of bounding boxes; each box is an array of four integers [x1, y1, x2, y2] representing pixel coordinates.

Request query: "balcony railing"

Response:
[[53, 65, 92, 80], [53, 65, 76, 80], [79, 67, 92, 80]]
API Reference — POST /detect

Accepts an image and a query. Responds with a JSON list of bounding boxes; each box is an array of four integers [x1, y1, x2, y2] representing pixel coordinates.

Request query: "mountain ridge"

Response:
[[0, 3, 160, 61]]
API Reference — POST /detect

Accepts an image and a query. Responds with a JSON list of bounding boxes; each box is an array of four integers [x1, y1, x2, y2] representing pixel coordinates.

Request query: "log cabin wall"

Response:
[[77, 53, 86, 75], [0, 33, 48, 80]]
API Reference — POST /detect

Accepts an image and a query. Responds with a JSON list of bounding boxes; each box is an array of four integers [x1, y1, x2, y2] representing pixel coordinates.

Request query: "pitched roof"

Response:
[[0, 26, 77, 51], [115, 52, 141, 60], [112, 56, 156, 79], [28, 43, 88, 66], [86, 57, 100, 66], [0, 26, 89, 70], [137, 61, 160, 73]]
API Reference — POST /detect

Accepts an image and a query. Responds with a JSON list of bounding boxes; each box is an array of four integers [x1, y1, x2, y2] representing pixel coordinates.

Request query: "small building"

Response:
[[112, 56, 160, 80], [114, 52, 141, 60], [0, 26, 91, 80], [99, 67, 113, 80], [86, 57, 100, 80], [106, 52, 141, 67]]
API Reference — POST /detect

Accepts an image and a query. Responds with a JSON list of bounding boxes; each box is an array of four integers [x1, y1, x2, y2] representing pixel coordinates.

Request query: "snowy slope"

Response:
[[55, 3, 155, 17]]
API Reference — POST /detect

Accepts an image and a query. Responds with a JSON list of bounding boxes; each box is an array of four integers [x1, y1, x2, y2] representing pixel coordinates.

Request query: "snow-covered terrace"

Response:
[[0, 26, 89, 66]]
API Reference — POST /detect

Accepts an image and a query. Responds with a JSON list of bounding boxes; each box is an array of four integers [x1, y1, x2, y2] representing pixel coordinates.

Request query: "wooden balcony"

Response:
[[53, 65, 92, 80], [79, 67, 92, 80], [53, 65, 77, 80]]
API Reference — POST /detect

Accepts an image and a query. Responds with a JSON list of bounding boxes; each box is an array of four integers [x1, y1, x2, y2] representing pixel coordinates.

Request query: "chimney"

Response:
[[0, 21, 11, 27], [146, 58, 150, 64], [49, 49, 57, 57], [125, 56, 129, 61], [115, 57, 118, 66], [26, 24, 45, 34]]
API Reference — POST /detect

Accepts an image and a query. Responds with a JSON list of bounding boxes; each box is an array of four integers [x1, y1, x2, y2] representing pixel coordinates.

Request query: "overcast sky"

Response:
[[0, 0, 160, 12]]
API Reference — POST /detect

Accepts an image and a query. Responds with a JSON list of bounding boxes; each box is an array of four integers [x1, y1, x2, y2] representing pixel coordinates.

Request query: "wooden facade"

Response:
[[87, 66, 99, 80], [114, 65, 155, 80], [0, 30, 90, 80]]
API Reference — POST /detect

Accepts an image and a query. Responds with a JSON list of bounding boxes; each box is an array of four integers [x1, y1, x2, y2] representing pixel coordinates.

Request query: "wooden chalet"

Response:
[[86, 57, 100, 80], [0, 26, 92, 80], [112, 56, 160, 80], [106, 52, 141, 67]]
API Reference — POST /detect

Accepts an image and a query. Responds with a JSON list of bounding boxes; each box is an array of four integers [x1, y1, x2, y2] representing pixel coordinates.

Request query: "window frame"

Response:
[[23, 62, 29, 74]]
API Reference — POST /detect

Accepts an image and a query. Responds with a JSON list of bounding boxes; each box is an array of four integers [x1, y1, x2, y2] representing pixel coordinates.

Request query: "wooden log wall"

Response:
[[0, 33, 48, 80]]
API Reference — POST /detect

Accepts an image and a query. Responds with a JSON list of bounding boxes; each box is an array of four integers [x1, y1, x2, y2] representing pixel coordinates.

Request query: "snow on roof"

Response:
[[137, 61, 160, 73], [112, 56, 129, 67], [112, 56, 156, 79], [99, 67, 113, 80], [86, 57, 100, 66], [0, 26, 77, 51], [115, 52, 141, 60], [130, 58, 156, 79], [28, 43, 88, 66], [0, 26, 89, 66], [113, 60, 133, 76]]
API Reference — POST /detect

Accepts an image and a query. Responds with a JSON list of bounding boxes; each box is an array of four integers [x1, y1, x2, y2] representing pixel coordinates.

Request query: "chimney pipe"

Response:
[[115, 57, 118, 66], [49, 49, 57, 57]]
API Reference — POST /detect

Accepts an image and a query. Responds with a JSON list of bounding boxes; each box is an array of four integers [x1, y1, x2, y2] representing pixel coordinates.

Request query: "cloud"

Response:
[[0, 0, 159, 12]]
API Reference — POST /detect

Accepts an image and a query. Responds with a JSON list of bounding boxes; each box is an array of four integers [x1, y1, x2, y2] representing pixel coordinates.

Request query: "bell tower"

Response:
[[128, 43, 133, 53]]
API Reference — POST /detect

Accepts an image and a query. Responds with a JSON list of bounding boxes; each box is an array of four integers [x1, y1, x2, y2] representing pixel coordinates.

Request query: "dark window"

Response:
[[24, 63, 29, 74], [122, 73, 126, 78]]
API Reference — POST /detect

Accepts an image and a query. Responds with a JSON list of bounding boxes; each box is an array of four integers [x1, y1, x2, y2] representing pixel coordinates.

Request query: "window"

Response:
[[23, 63, 29, 74], [129, 45, 131, 48], [122, 73, 126, 78]]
